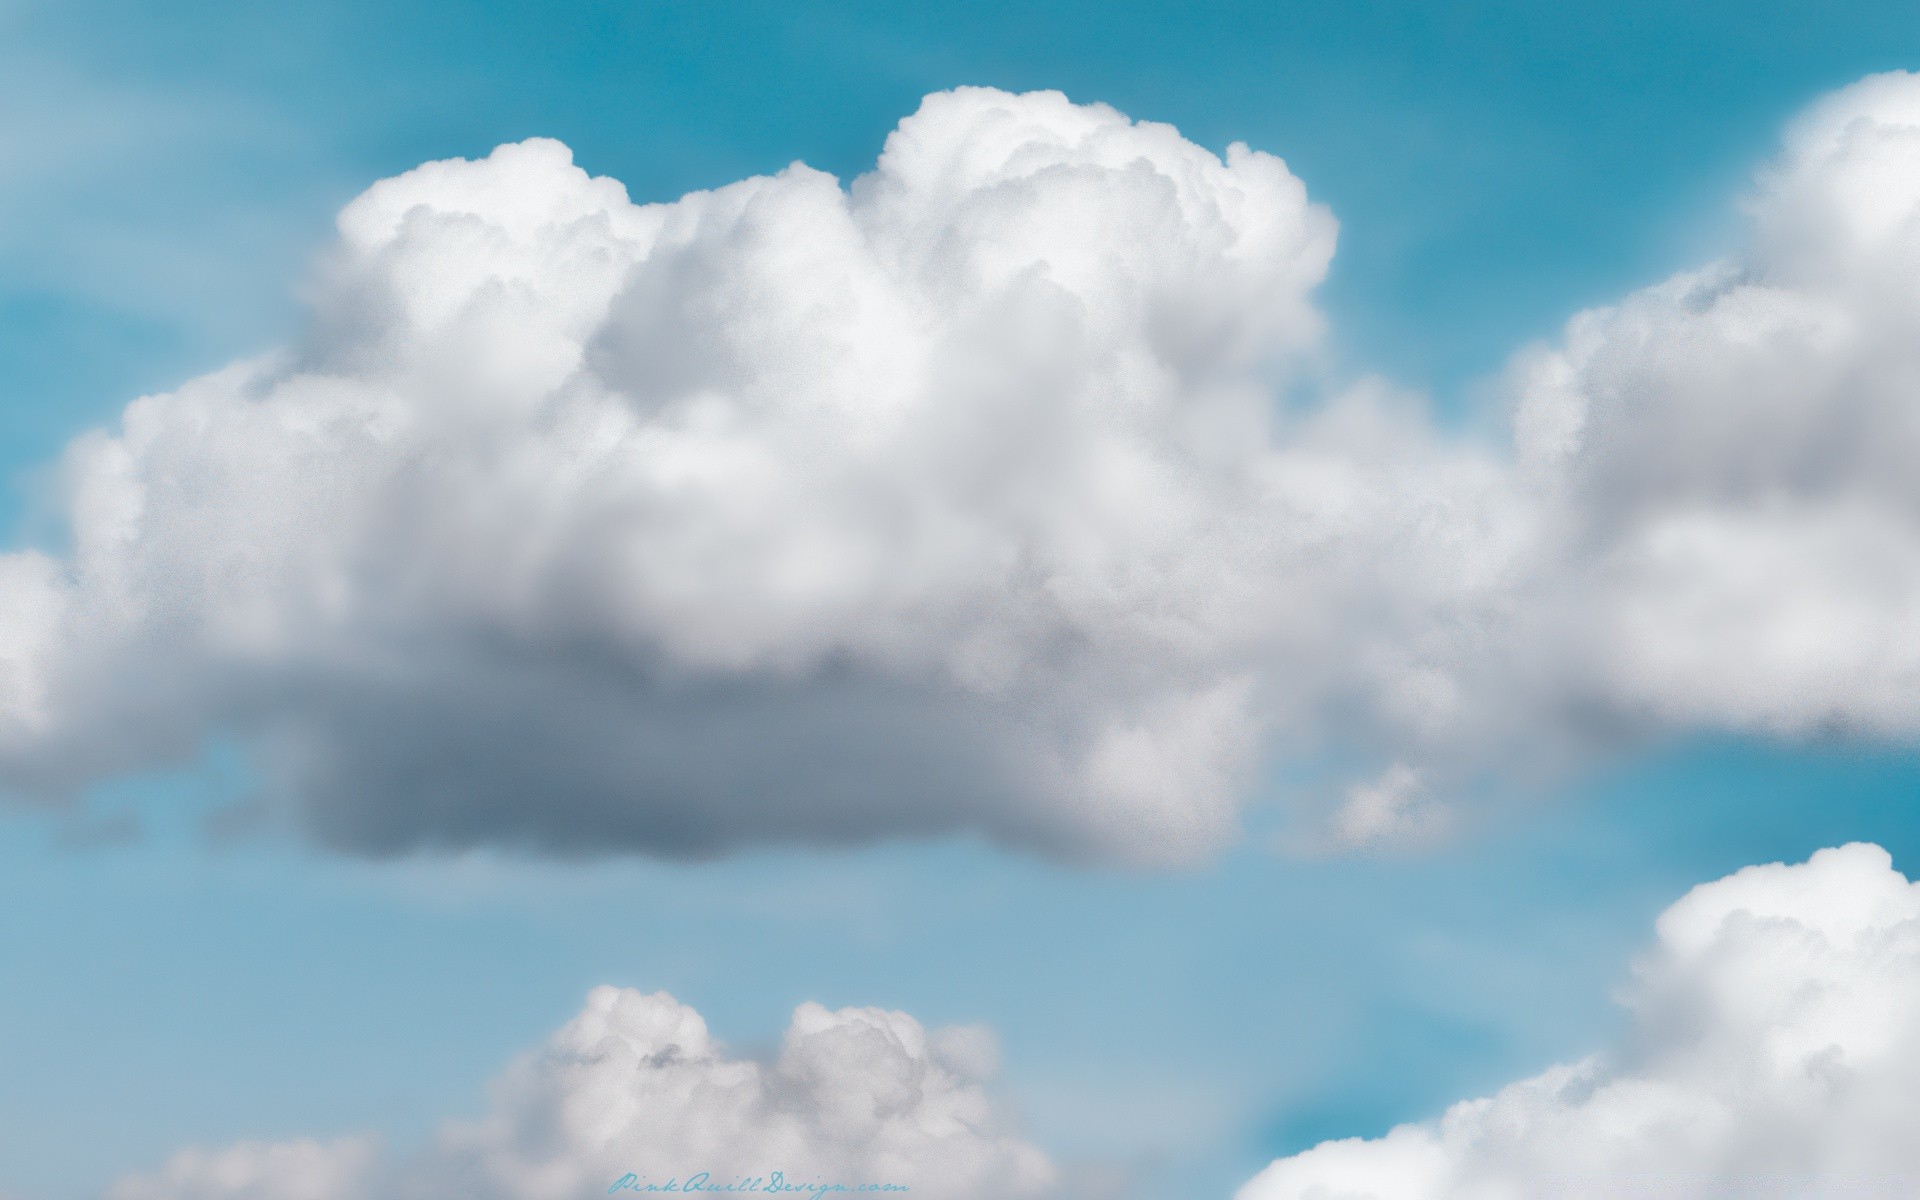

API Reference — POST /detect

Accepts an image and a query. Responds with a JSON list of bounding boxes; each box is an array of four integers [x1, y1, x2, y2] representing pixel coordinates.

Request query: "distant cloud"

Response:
[[107, 989, 1055, 1200], [106, 1138, 381, 1200], [1240, 843, 1920, 1198], [8, 74, 1920, 862], [1322, 763, 1449, 853]]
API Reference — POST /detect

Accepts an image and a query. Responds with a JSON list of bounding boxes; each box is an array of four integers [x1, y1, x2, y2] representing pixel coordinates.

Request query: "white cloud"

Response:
[[105, 1139, 382, 1200], [1239, 842, 1920, 1199], [1321, 763, 1449, 853], [0, 85, 1527, 863], [1510, 70, 1920, 740], [10, 73, 1920, 861], [107, 988, 1055, 1200]]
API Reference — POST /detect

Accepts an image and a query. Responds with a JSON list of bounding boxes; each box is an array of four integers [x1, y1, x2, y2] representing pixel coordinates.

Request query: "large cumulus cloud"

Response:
[[0, 84, 1526, 862], [1239, 842, 1920, 1198], [10, 73, 1920, 861], [107, 988, 1056, 1200]]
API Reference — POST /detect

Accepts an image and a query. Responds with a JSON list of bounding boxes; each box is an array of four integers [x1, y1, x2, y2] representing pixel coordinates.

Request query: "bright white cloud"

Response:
[[1510, 70, 1920, 740], [107, 988, 1056, 1200], [1240, 842, 1920, 1199], [9, 73, 1920, 860], [0, 84, 1527, 863]]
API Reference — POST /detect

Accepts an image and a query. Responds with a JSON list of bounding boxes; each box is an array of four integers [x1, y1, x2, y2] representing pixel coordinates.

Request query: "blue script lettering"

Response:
[[763, 1177, 850, 1197], [608, 1176, 684, 1193]]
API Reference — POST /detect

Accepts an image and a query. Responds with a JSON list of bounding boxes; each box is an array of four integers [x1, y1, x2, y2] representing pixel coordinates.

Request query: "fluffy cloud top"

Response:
[[1240, 843, 1920, 1199], [0, 84, 1523, 862], [9, 73, 1920, 860], [108, 988, 1055, 1200]]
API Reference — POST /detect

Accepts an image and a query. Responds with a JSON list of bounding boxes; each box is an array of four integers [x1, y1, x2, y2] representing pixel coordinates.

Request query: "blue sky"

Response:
[[8, 2, 1920, 1198]]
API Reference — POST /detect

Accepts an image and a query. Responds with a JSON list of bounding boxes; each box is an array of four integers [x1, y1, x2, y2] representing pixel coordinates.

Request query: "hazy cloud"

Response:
[[107, 988, 1055, 1200]]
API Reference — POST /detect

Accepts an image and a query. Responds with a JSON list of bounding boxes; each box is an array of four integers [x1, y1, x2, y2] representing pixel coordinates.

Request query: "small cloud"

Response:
[[108, 989, 1059, 1200], [1273, 763, 1452, 859], [1324, 763, 1451, 853]]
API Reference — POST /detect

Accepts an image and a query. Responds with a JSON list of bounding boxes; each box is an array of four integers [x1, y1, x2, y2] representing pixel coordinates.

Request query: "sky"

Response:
[[9, 2, 1920, 1199]]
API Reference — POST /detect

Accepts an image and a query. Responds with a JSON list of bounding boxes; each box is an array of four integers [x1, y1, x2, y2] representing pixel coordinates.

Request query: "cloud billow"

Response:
[[1240, 843, 1920, 1198], [0, 85, 1505, 862], [8, 74, 1920, 860], [107, 989, 1055, 1200], [1509, 73, 1920, 740]]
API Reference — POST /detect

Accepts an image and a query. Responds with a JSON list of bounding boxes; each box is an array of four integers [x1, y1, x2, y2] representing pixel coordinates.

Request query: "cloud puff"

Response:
[[107, 988, 1056, 1200], [1319, 763, 1450, 854], [0, 84, 1529, 863], [1284, 66, 1920, 818], [11, 74, 1920, 861], [105, 1139, 382, 1200], [1240, 842, 1920, 1199], [1510, 71, 1920, 739]]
